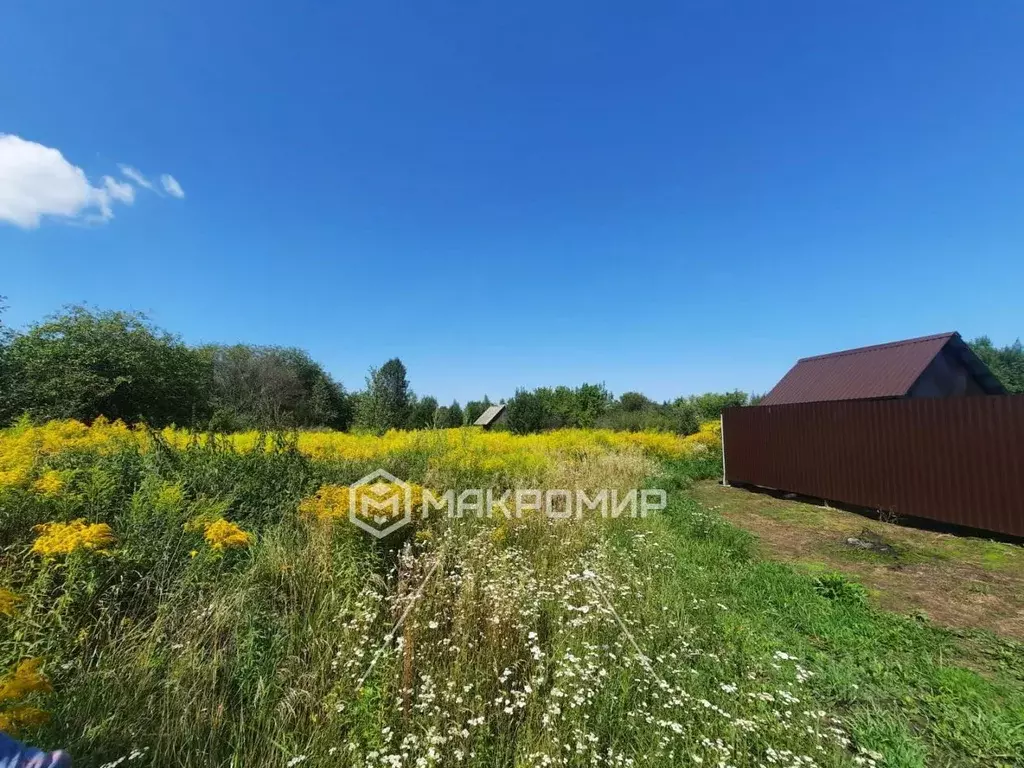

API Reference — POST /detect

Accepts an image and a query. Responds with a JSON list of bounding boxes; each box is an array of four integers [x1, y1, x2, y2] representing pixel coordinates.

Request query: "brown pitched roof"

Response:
[[761, 332, 1002, 405]]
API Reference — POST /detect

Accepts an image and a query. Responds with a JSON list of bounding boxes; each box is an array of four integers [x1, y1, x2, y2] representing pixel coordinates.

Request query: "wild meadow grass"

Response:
[[0, 419, 1021, 767]]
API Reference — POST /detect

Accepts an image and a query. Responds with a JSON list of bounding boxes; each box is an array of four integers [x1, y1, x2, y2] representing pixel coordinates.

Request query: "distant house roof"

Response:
[[761, 332, 1005, 406], [473, 404, 506, 427]]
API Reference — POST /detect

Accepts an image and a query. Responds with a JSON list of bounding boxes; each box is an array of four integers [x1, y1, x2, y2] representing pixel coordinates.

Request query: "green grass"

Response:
[[2, 442, 1022, 767], [657, 480, 1024, 768]]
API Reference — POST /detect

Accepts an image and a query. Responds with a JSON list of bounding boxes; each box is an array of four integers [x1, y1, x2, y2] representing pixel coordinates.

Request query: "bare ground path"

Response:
[[693, 481, 1024, 641]]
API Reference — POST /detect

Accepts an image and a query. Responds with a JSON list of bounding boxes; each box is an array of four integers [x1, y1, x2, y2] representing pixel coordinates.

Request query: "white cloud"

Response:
[[160, 173, 185, 199], [118, 164, 155, 191], [0, 135, 184, 230], [103, 175, 135, 205], [0, 134, 133, 229]]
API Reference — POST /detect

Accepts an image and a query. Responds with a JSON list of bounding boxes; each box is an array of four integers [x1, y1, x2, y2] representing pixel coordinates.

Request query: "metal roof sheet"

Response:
[[761, 332, 957, 406], [473, 404, 506, 426]]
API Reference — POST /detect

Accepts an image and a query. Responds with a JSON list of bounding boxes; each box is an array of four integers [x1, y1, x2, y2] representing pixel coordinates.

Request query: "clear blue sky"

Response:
[[2, 1, 1022, 403]]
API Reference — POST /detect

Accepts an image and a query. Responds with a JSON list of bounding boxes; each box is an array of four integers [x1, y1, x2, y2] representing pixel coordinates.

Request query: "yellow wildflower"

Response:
[[202, 519, 252, 551], [297, 484, 352, 521], [680, 420, 722, 454], [2, 419, 711, 499], [0, 659, 51, 703], [0, 588, 20, 617], [32, 470, 66, 498], [0, 705, 50, 733], [298, 482, 427, 524], [31, 519, 116, 557]]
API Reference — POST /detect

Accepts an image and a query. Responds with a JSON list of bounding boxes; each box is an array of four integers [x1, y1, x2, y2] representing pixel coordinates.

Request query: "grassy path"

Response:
[[656, 467, 1024, 767]]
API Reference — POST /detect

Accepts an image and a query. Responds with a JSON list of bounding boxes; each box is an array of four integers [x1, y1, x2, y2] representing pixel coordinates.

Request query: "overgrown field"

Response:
[[1, 420, 1021, 768]]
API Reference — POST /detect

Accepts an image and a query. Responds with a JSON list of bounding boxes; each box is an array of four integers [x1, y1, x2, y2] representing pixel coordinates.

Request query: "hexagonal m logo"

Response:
[[349, 468, 413, 539]]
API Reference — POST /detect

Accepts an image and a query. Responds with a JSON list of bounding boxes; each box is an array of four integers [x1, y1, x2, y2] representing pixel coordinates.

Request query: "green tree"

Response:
[[357, 358, 412, 432], [505, 389, 549, 434], [0, 298, 11, 419], [203, 344, 352, 431], [618, 391, 654, 412], [444, 400, 465, 428], [572, 383, 611, 427], [684, 391, 749, 422], [0, 297, 13, 424], [408, 395, 439, 429], [4, 306, 208, 426], [969, 336, 1024, 394]]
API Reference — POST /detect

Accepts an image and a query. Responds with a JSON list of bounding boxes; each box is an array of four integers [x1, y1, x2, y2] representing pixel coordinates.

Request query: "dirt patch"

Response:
[[693, 482, 1024, 640]]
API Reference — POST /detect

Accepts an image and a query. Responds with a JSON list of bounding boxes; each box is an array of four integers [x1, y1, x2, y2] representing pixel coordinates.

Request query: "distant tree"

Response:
[[0, 297, 13, 424], [444, 400, 465, 428], [618, 391, 654, 412], [357, 358, 412, 432], [308, 374, 353, 429], [667, 400, 700, 434], [504, 383, 613, 434], [596, 397, 699, 434], [572, 383, 612, 427], [408, 395, 439, 429], [748, 392, 766, 406], [505, 389, 549, 434], [969, 336, 1024, 394], [204, 344, 352, 431], [4, 306, 208, 427], [464, 396, 492, 426], [684, 391, 748, 422]]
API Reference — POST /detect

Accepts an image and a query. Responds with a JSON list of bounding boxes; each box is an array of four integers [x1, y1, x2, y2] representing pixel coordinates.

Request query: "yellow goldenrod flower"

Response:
[[202, 519, 252, 551], [0, 705, 50, 734], [0, 659, 51, 703], [679, 420, 723, 453], [30, 519, 116, 557], [298, 482, 428, 523], [0, 588, 20, 617], [31, 469, 66, 498], [2, 419, 720, 499], [0, 656, 52, 735]]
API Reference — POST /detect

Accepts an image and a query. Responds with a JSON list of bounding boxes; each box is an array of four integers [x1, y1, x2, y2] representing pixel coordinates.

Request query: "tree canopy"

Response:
[[0, 302, 852, 436], [969, 336, 1024, 394], [3, 306, 207, 427], [203, 344, 352, 431], [357, 357, 413, 432]]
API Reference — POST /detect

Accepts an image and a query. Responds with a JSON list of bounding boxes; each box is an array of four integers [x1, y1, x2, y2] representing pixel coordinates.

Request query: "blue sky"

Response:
[[2, 1, 1022, 403]]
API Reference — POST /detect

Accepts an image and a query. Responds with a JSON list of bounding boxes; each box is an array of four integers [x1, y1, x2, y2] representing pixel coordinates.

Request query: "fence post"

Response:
[[720, 413, 729, 487]]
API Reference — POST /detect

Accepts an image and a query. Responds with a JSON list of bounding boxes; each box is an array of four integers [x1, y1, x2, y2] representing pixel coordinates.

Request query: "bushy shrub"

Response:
[[4, 307, 208, 427], [203, 344, 352, 431]]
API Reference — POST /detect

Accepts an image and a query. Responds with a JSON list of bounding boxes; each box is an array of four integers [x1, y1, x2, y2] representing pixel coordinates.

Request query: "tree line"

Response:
[[1, 302, 1020, 434]]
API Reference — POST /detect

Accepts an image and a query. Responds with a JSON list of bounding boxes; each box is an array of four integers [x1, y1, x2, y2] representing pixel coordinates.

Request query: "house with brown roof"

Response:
[[761, 332, 1005, 406]]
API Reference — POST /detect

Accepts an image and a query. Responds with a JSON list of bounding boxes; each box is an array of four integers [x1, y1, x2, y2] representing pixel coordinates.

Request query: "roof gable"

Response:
[[473, 404, 506, 426], [761, 333, 959, 406]]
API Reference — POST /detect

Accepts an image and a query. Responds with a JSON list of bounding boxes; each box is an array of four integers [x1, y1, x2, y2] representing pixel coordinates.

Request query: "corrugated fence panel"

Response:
[[722, 397, 1024, 538]]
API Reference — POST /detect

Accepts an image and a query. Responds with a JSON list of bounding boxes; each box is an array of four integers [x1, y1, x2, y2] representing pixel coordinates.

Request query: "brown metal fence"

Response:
[[721, 397, 1024, 538]]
